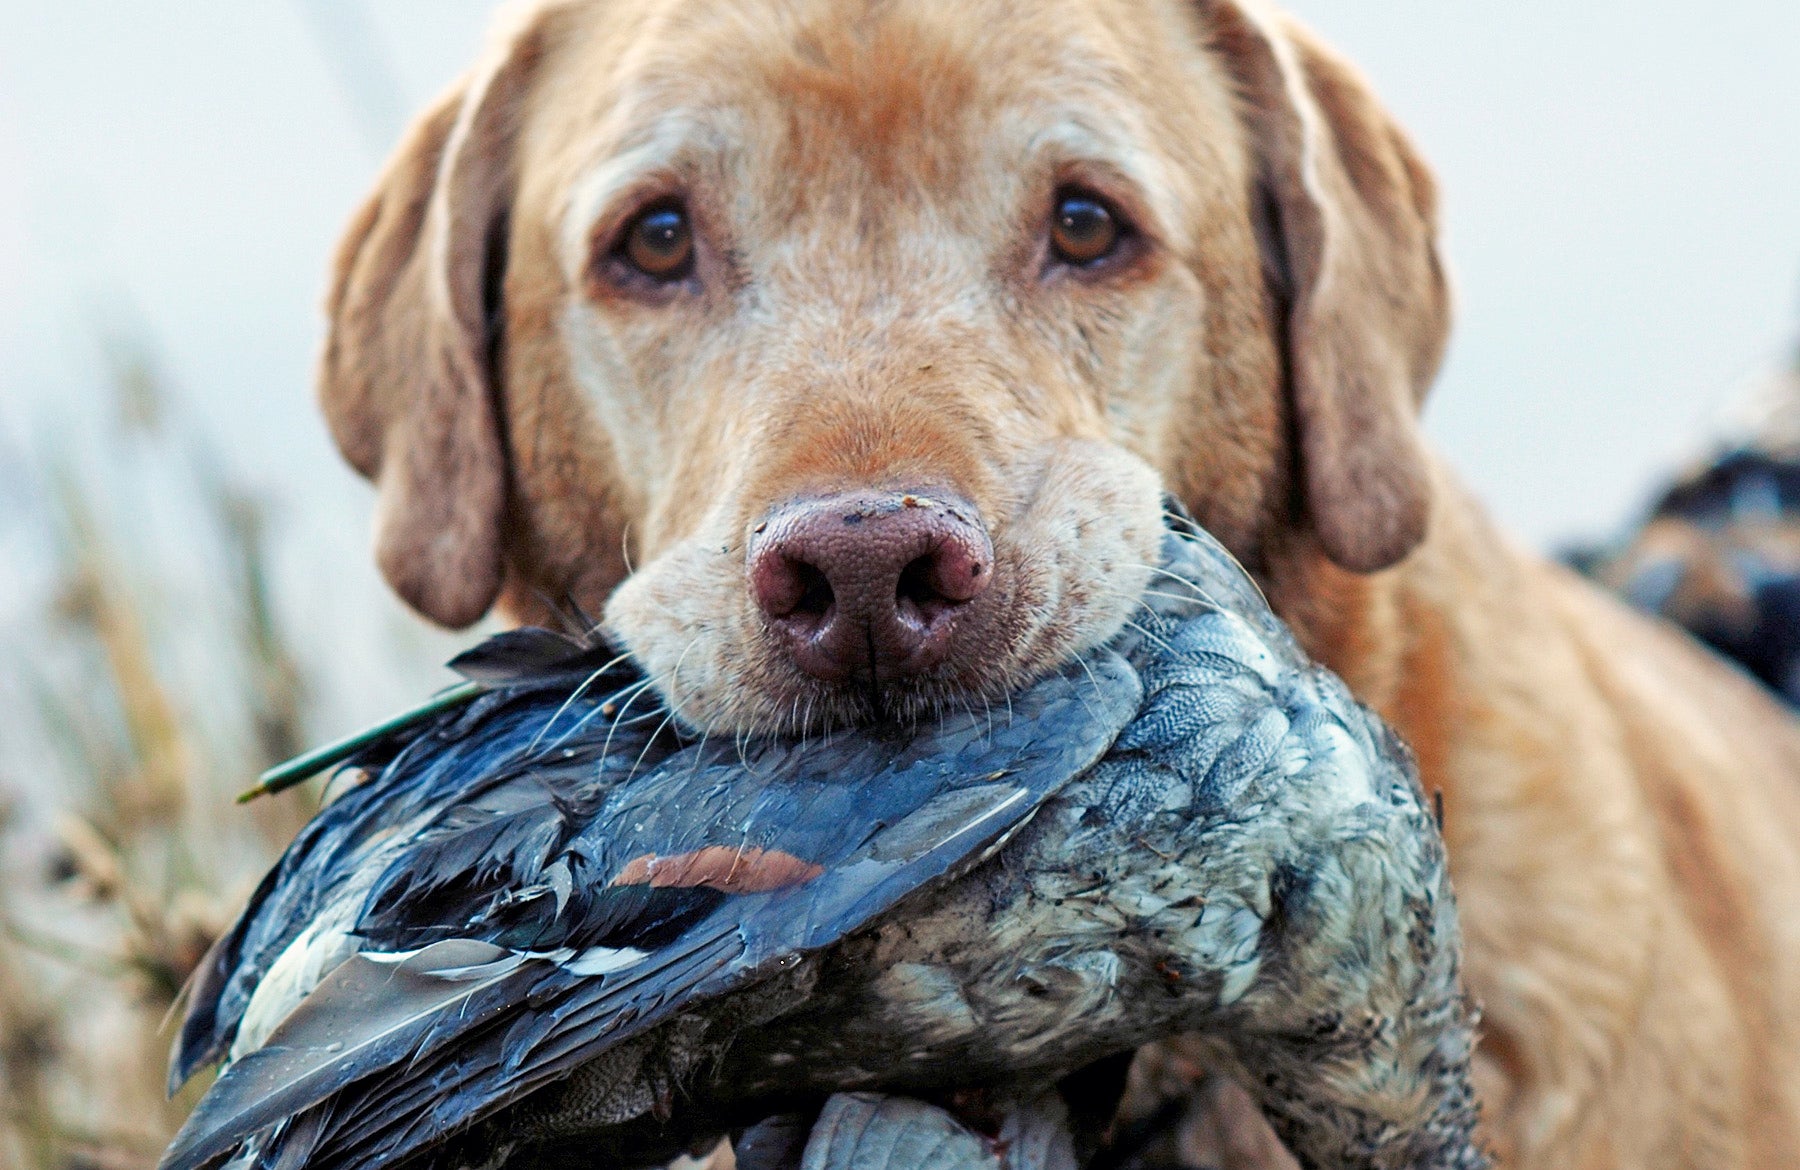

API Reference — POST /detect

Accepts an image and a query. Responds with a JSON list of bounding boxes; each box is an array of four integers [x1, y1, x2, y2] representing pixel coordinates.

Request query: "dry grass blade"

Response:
[[0, 324, 440, 1169]]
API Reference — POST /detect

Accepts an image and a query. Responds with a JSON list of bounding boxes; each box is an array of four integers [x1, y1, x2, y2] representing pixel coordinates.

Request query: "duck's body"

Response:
[[163, 521, 1484, 1170]]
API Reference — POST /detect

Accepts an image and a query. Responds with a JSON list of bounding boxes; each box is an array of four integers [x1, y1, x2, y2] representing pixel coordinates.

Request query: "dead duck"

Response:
[[161, 514, 1486, 1170]]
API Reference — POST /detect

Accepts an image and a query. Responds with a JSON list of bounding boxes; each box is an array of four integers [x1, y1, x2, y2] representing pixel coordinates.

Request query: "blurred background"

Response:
[[0, 2, 1796, 1166]]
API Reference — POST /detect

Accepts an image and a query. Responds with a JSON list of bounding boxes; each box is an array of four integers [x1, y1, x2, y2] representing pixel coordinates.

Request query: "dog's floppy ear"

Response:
[[319, 13, 553, 627], [1204, 0, 1450, 572]]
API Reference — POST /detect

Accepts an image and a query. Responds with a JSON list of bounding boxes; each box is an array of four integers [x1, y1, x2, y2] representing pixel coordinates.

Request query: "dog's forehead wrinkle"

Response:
[[570, 1, 1182, 201], [748, 262, 993, 344]]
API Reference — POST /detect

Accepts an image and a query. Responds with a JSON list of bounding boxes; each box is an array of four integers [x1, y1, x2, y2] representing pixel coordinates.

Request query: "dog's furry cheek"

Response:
[[602, 543, 765, 733], [999, 443, 1166, 679]]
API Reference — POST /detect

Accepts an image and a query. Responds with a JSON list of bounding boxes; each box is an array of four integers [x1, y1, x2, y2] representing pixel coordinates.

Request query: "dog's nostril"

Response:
[[896, 552, 973, 622], [896, 556, 936, 609], [792, 562, 834, 618]]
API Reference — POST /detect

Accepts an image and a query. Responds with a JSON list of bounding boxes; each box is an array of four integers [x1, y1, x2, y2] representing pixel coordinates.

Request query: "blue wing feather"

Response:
[[162, 624, 1140, 1169]]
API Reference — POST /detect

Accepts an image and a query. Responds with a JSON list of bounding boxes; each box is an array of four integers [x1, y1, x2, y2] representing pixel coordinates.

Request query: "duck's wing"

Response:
[[168, 631, 654, 1089], [159, 645, 1140, 1170]]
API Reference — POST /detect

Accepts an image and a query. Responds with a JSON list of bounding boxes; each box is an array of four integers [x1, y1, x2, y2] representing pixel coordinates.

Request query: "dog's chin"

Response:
[[603, 447, 1167, 737]]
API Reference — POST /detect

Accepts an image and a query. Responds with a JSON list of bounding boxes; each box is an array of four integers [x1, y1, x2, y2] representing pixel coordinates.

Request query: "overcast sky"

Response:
[[2, 0, 1797, 555]]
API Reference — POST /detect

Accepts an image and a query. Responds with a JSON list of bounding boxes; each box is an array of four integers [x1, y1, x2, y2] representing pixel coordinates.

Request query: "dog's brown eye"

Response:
[[1050, 191, 1121, 266], [621, 203, 694, 280]]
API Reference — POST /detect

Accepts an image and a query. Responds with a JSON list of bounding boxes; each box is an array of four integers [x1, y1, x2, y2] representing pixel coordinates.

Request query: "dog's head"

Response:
[[319, 0, 1448, 733]]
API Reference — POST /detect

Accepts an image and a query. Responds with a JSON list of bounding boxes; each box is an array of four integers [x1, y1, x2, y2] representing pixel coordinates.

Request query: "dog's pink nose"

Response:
[[748, 490, 993, 684]]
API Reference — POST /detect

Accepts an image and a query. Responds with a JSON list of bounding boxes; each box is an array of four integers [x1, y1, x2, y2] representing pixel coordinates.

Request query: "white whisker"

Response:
[[527, 652, 633, 755], [599, 677, 662, 762]]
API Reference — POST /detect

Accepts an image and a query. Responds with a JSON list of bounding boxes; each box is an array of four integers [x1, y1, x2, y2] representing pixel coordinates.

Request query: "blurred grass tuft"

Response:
[[0, 329, 328, 1170]]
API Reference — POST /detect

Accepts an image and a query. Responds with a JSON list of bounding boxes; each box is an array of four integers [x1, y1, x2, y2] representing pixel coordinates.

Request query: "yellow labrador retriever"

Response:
[[317, 0, 1800, 1164]]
